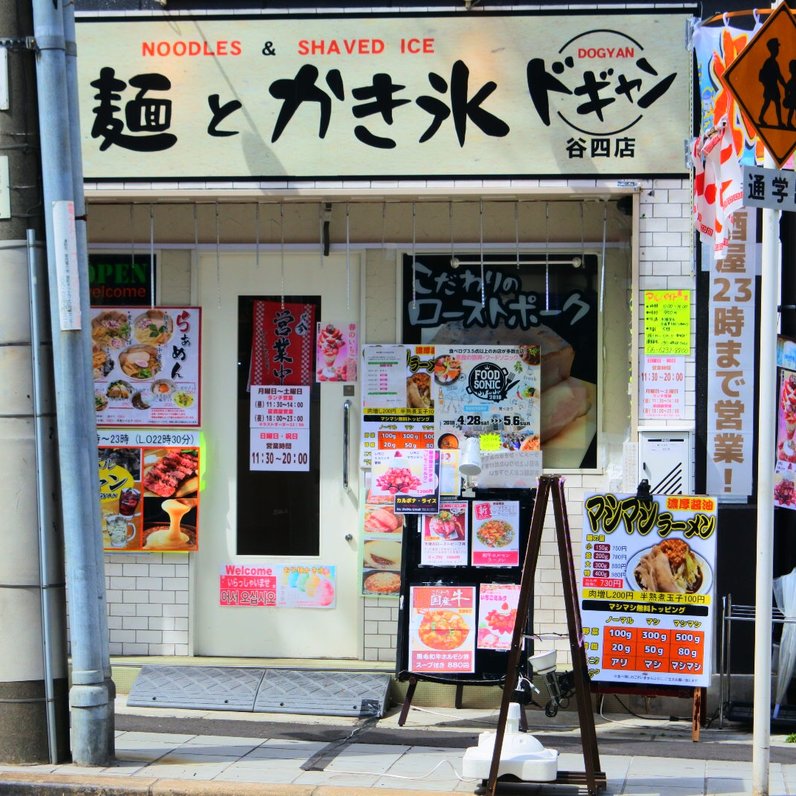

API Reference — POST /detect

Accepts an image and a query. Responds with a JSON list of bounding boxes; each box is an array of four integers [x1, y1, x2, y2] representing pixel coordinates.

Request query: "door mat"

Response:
[[127, 665, 391, 717]]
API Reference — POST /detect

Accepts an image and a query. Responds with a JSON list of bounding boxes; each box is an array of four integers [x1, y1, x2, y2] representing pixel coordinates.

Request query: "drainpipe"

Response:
[[31, 0, 111, 766], [27, 229, 69, 764], [61, 4, 115, 758]]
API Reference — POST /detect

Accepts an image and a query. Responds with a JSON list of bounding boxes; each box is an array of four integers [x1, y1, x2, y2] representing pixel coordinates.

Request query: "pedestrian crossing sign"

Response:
[[721, 2, 796, 168]]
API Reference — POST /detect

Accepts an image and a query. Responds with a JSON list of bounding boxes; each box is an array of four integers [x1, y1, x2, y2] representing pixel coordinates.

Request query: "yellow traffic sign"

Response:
[[721, 3, 796, 168]]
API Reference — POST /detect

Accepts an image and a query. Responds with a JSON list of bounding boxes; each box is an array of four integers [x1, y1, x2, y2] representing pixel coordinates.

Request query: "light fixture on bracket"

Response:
[[451, 255, 584, 268]]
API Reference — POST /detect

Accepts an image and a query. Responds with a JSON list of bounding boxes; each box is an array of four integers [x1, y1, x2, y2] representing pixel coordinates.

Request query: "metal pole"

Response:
[[31, 0, 111, 766], [0, 0, 70, 765], [61, 2, 114, 759], [752, 149, 780, 795]]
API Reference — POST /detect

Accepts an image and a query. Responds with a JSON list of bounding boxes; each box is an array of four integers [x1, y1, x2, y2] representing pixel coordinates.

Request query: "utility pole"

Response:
[[0, 0, 69, 764], [31, 0, 112, 766]]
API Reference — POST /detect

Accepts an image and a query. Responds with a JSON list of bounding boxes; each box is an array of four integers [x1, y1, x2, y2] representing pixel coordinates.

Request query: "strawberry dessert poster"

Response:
[[477, 583, 521, 651], [316, 321, 358, 382]]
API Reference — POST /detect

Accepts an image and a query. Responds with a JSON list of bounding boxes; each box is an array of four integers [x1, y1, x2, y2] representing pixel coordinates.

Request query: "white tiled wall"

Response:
[[363, 598, 400, 663], [104, 553, 190, 656]]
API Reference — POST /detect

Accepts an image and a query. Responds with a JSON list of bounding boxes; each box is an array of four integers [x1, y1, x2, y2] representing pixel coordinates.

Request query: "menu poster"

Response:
[[477, 583, 521, 651], [408, 585, 476, 674], [316, 321, 358, 383], [92, 306, 201, 426], [643, 290, 691, 356], [360, 344, 435, 468], [360, 474, 404, 598], [371, 449, 439, 515], [580, 492, 717, 688], [471, 500, 521, 567], [98, 441, 200, 552], [433, 346, 541, 452], [420, 500, 469, 567], [249, 385, 310, 472]]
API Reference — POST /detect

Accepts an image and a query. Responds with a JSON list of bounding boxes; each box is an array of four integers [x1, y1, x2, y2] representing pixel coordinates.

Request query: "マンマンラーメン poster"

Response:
[[579, 492, 717, 688]]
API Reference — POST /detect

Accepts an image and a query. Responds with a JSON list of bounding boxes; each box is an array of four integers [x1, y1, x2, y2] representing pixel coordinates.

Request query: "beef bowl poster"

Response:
[[409, 585, 476, 674]]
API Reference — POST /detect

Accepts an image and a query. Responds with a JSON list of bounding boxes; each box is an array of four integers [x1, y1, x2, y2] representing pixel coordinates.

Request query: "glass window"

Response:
[[236, 295, 321, 555], [401, 253, 599, 468]]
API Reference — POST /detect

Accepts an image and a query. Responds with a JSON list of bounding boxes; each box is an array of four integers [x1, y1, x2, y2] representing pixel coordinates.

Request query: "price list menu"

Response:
[[579, 492, 717, 689], [601, 626, 704, 677]]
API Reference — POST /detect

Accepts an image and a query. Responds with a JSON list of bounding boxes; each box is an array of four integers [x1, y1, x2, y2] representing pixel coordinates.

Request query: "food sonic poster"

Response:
[[579, 492, 717, 688], [408, 585, 476, 674], [92, 306, 201, 427], [359, 343, 541, 467]]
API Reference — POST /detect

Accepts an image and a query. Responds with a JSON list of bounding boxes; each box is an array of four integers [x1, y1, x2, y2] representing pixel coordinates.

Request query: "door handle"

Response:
[[343, 399, 351, 491]]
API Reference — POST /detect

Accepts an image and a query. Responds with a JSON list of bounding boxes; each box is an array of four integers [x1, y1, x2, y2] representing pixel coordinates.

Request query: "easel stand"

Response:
[[481, 475, 605, 796]]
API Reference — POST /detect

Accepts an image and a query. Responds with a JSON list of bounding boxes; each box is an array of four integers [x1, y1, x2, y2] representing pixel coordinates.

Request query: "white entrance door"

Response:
[[194, 251, 361, 658]]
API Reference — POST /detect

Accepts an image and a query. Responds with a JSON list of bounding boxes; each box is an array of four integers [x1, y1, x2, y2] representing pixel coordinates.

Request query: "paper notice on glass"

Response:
[[438, 449, 461, 495], [420, 500, 469, 567], [362, 344, 408, 409], [249, 385, 310, 471], [640, 355, 686, 420], [476, 450, 542, 489], [471, 500, 521, 567]]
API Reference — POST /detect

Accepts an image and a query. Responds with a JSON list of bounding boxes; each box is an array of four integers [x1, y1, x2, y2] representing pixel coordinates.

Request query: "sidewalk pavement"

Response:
[[0, 697, 794, 795]]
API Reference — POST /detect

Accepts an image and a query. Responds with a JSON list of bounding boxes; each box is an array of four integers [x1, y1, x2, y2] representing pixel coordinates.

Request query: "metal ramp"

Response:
[[127, 665, 391, 718]]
